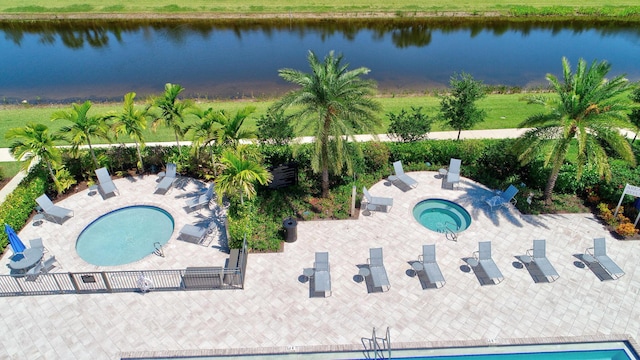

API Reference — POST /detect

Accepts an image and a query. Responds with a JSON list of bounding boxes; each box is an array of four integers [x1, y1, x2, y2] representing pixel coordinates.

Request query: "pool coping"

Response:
[[118, 334, 640, 359]]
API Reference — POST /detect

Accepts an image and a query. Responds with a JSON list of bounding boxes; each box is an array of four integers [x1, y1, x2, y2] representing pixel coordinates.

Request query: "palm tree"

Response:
[[6, 123, 65, 191], [515, 57, 635, 205], [274, 50, 381, 198], [188, 107, 223, 160], [216, 147, 272, 205], [108, 92, 149, 171], [213, 106, 257, 146], [51, 100, 110, 169], [150, 83, 193, 153]]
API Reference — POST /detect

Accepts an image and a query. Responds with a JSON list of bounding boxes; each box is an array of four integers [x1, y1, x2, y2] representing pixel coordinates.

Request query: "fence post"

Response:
[[101, 272, 112, 293]]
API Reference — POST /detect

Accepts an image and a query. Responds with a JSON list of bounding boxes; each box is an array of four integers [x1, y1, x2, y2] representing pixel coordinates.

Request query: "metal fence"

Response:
[[0, 239, 248, 297]]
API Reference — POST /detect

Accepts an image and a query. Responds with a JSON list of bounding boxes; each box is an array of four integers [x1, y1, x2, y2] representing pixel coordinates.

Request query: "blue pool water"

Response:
[[393, 348, 632, 359], [76, 205, 174, 266], [413, 199, 472, 234]]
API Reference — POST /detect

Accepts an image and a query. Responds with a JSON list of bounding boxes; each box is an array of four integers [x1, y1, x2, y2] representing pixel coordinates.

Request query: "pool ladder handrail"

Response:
[[370, 327, 391, 359], [440, 221, 459, 242], [153, 242, 164, 257]]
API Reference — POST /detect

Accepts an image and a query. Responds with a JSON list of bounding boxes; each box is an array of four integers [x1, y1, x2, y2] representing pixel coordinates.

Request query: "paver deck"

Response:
[[1, 171, 639, 359]]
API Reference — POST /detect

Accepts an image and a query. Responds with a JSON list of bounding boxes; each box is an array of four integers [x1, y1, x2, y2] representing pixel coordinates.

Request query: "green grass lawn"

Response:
[[0, 93, 542, 148], [1, 0, 639, 16], [0, 161, 21, 179]]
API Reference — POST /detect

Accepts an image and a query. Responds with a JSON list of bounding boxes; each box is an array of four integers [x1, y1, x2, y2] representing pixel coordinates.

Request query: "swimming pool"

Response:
[[413, 199, 472, 234], [76, 205, 174, 266], [129, 341, 638, 359]]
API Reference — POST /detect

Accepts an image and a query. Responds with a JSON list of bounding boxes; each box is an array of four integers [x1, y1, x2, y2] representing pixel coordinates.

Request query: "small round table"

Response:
[[411, 262, 424, 275], [303, 268, 315, 279], [88, 184, 99, 195], [32, 213, 45, 226], [520, 255, 532, 264], [9, 248, 44, 271]]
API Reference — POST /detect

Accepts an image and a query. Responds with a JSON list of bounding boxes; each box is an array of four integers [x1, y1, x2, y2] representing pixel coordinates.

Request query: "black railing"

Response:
[[0, 237, 248, 297]]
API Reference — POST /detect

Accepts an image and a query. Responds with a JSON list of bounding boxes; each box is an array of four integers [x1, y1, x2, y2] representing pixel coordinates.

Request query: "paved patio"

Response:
[[1, 171, 639, 359]]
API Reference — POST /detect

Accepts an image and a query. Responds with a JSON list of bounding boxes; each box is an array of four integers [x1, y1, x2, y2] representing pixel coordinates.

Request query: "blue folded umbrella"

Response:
[[4, 223, 26, 254]]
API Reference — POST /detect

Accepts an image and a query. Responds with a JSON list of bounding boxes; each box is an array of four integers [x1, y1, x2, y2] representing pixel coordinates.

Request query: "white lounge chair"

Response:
[[444, 158, 461, 189], [313, 252, 331, 297], [95, 167, 119, 198], [155, 163, 177, 194], [418, 244, 446, 288], [368, 247, 390, 291], [35, 194, 74, 224], [585, 238, 624, 280], [472, 241, 504, 285], [486, 185, 519, 210], [526, 240, 559, 282], [392, 161, 418, 189], [362, 187, 393, 213], [178, 224, 208, 244], [186, 183, 215, 211]]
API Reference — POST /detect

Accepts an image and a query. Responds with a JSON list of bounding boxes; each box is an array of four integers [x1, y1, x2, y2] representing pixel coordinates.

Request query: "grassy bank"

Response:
[[0, 93, 541, 148], [1, 0, 639, 18]]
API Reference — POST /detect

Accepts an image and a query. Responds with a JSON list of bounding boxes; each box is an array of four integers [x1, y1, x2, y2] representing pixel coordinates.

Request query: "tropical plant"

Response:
[[387, 106, 433, 142], [6, 123, 66, 193], [515, 57, 635, 205], [629, 86, 640, 142], [108, 92, 149, 171], [212, 106, 257, 146], [150, 83, 193, 153], [256, 108, 295, 146], [439, 72, 487, 140], [51, 100, 110, 169], [216, 147, 273, 205], [274, 50, 381, 198], [188, 106, 224, 160]]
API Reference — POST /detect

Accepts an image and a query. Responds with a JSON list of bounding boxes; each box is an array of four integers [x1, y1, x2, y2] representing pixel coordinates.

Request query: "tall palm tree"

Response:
[[150, 83, 193, 153], [6, 123, 65, 191], [51, 100, 110, 169], [108, 92, 149, 171], [515, 57, 635, 205], [274, 50, 381, 198], [216, 147, 272, 205]]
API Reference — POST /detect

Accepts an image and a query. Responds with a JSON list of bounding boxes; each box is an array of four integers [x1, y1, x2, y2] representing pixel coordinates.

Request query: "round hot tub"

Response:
[[413, 199, 472, 234], [76, 205, 174, 266]]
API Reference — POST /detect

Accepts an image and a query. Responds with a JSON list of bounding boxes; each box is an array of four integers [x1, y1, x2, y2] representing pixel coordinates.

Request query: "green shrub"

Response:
[[0, 167, 48, 255], [361, 142, 390, 173], [387, 107, 433, 142]]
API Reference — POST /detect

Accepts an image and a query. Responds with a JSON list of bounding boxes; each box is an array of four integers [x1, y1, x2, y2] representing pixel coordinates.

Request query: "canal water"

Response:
[[1, 20, 639, 103]]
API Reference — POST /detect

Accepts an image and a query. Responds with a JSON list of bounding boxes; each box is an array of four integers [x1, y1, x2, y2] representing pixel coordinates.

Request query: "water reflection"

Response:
[[1, 19, 639, 102], [3, 19, 640, 49]]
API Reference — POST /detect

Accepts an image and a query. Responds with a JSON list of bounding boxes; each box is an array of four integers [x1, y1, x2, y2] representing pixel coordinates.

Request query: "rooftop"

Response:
[[1, 171, 639, 359]]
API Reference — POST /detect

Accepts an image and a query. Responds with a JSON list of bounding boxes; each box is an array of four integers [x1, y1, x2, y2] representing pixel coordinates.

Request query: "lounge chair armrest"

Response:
[[472, 250, 479, 260], [585, 246, 595, 256], [510, 198, 517, 206], [526, 248, 534, 257]]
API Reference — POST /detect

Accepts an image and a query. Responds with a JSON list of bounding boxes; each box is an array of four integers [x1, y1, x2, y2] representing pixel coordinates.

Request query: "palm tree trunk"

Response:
[[45, 160, 61, 194], [321, 116, 331, 198], [87, 136, 98, 168], [174, 131, 181, 154], [134, 140, 144, 172]]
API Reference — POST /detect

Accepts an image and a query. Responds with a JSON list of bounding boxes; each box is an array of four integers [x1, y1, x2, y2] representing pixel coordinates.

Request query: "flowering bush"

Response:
[[616, 222, 639, 237]]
